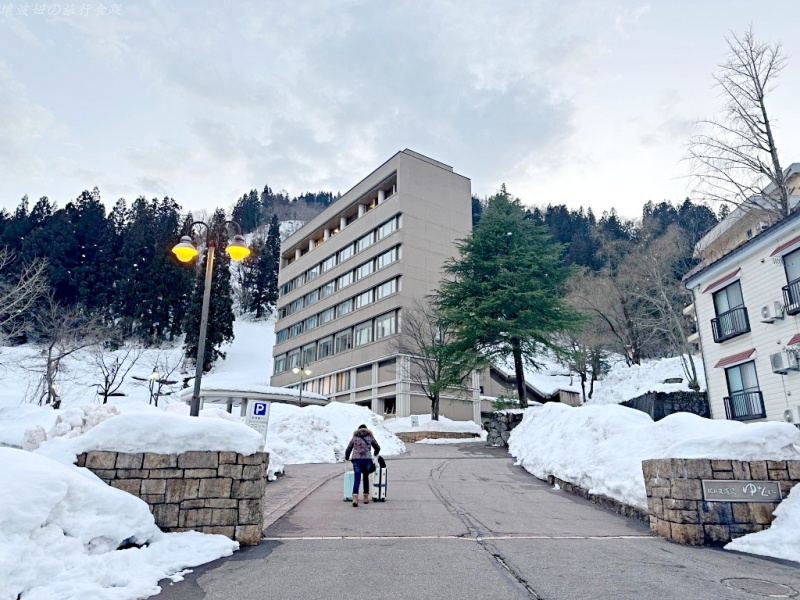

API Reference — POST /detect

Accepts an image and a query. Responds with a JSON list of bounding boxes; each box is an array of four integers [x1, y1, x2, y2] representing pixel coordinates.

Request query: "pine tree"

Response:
[[435, 186, 583, 407]]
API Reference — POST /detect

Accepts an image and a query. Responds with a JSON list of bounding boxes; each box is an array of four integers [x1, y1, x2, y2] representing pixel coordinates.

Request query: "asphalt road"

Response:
[[158, 443, 800, 600]]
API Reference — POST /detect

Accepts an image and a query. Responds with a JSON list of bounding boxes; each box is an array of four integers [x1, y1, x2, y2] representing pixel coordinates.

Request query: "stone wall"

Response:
[[546, 475, 649, 524], [642, 458, 800, 546], [77, 450, 268, 546], [623, 391, 710, 421], [484, 411, 525, 447], [396, 431, 480, 443]]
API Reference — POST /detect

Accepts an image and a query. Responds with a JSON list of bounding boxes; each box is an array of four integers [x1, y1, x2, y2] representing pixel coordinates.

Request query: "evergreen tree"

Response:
[[471, 194, 483, 226], [183, 208, 236, 371], [436, 186, 583, 407], [231, 189, 262, 232], [239, 215, 279, 319]]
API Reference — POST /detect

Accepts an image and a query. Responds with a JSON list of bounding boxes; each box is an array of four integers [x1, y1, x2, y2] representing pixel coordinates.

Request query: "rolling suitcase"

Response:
[[343, 470, 355, 501], [371, 456, 387, 502]]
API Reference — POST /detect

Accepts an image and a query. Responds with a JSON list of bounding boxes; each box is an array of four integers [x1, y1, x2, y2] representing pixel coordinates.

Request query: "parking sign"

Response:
[[245, 400, 270, 439]]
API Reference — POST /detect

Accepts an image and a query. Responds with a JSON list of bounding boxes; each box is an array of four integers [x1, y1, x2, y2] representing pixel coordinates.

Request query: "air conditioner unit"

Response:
[[761, 301, 785, 323], [771, 351, 800, 374], [784, 406, 800, 424], [759, 221, 770, 232]]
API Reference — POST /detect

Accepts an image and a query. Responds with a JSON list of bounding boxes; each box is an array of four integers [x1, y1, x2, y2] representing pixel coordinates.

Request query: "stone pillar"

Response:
[[396, 355, 412, 417], [308, 239, 315, 251], [295, 248, 302, 261], [340, 216, 347, 230], [324, 229, 331, 241], [358, 205, 366, 217], [377, 190, 385, 204]]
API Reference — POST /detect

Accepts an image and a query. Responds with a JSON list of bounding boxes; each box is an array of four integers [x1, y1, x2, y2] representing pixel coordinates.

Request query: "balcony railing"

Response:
[[724, 390, 766, 421], [783, 278, 800, 315], [711, 306, 750, 343]]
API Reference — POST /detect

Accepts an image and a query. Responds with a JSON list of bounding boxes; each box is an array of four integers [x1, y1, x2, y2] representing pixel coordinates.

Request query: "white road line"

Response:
[[261, 534, 657, 541]]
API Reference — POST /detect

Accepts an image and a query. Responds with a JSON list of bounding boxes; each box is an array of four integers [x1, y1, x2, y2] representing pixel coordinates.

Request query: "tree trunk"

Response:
[[432, 392, 439, 421], [511, 339, 528, 408]]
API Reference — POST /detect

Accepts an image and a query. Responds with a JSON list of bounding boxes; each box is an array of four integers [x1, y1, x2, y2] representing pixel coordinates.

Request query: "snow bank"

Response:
[[417, 432, 488, 444], [586, 356, 706, 405], [36, 411, 265, 466], [384, 414, 483, 434], [0, 404, 62, 448], [267, 402, 405, 464], [726, 485, 800, 563], [0, 448, 237, 600], [508, 403, 800, 510]]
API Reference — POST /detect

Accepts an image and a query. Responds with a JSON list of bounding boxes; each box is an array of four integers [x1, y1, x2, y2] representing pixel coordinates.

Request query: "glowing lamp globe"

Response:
[[172, 236, 198, 262], [226, 235, 251, 261]]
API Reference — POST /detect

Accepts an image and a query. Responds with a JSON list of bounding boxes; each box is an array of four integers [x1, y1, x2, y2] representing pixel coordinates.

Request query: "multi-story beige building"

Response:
[[270, 150, 480, 421]]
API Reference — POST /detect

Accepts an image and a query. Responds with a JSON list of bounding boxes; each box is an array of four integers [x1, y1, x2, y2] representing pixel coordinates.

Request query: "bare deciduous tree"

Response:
[[687, 28, 792, 218], [90, 344, 143, 404], [0, 249, 48, 341], [133, 350, 183, 406]]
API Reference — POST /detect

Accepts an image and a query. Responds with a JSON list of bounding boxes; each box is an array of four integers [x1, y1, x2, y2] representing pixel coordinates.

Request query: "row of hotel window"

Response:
[[274, 310, 399, 375], [276, 277, 400, 344], [278, 244, 401, 321], [279, 214, 401, 298]]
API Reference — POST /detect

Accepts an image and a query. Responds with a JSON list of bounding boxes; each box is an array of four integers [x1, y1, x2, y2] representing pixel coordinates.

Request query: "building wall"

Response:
[[270, 150, 476, 421], [688, 216, 800, 422]]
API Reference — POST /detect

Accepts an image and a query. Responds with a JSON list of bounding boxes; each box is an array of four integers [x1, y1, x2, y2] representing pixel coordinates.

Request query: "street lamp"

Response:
[[292, 364, 312, 406], [172, 220, 250, 417]]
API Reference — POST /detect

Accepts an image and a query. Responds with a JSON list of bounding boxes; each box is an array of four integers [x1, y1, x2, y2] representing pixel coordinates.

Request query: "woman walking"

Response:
[[345, 424, 381, 507]]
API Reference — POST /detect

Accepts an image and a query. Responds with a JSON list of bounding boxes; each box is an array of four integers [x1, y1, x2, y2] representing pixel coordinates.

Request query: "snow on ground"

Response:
[[384, 414, 483, 434], [417, 432, 488, 444], [0, 448, 237, 600], [586, 356, 706, 405], [725, 485, 800, 563]]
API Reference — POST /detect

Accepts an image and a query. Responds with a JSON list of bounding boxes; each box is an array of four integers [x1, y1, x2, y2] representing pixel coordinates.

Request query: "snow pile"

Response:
[[384, 414, 483, 434], [267, 402, 405, 464], [23, 404, 121, 451], [508, 403, 800, 510], [0, 448, 237, 600], [417, 433, 487, 444], [726, 485, 800, 563], [586, 356, 706, 405], [0, 404, 62, 448], [36, 411, 265, 466]]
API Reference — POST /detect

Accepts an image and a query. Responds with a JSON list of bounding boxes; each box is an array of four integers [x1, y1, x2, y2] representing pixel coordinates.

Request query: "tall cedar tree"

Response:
[[436, 187, 582, 407], [183, 209, 236, 371], [240, 213, 279, 318]]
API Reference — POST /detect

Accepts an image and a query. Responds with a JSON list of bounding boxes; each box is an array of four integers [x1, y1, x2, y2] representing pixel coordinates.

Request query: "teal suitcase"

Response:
[[343, 470, 354, 501]]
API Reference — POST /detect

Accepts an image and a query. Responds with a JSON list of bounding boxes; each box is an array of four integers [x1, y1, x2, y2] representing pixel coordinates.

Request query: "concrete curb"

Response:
[[261, 467, 343, 532]]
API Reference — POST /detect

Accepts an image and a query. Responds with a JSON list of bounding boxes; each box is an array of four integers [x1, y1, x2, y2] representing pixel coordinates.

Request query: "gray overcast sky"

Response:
[[1, 1, 798, 218]]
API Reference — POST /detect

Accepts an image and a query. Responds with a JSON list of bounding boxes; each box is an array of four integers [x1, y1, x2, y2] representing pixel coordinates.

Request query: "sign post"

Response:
[[245, 400, 271, 441]]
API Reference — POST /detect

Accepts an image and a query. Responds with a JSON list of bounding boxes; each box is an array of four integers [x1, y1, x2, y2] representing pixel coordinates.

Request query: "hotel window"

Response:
[[274, 354, 286, 373], [355, 289, 373, 309], [338, 270, 354, 290], [321, 255, 336, 273], [783, 247, 800, 314], [377, 216, 398, 240], [276, 328, 288, 343], [289, 322, 302, 338], [724, 361, 765, 421], [335, 329, 352, 353], [356, 261, 374, 280], [306, 264, 320, 282], [278, 307, 288, 320], [290, 298, 303, 314], [711, 281, 749, 343], [336, 298, 354, 318], [319, 307, 335, 325], [375, 278, 397, 300], [319, 376, 333, 395], [288, 349, 300, 369], [318, 336, 333, 359], [339, 243, 354, 262], [376, 246, 398, 270], [302, 343, 316, 365], [336, 370, 351, 392], [304, 289, 319, 307], [304, 314, 318, 332], [320, 280, 336, 299], [354, 321, 373, 347], [357, 231, 374, 252], [375, 312, 396, 339]]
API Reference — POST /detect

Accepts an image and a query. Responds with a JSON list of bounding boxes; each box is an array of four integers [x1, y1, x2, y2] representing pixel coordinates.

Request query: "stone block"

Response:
[[712, 471, 734, 480], [652, 460, 672, 478], [641, 460, 657, 480], [238, 453, 264, 465], [149, 469, 184, 479], [205, 498, 238, 509], [219, 452, 238, 465], [768, 469, 789, 481], [115, 453, 144, 469], [732, 503, 752, 523], [180, 499, 206, 509], [752, 503, 776, 525], [110, 479, 141, 495], [699, 502, 733, 524], [731, 461, 751, 480], [179, 508, 213, 528], [710, 460, 732, 471], [202, 526, 235, 538], [235, 524, 263, 546], [780, 481, 796, 496], [211, 509, 238, 527], [178, 451, 219, 469], [664, 499, 697, 511], [766, 460, 787, 470], [140, 479, 166, 495], [671, 479, 703, 500], [232, 480, 264, 499], [143, 453, 177, 469], [117, 469, 149, 479], [199, 478, 232, 499], [184, 469, 218, 479], [651, 486, 670, 499], [683, 460, 713, 479], [703, 524, 731, 546], [749, 461, 768, 480], [656, 518, 671, 539], [75, 453, 87, 468], [242, 465, 266, 481], [86, 451, 117, 470], [729, 523, 761, 539], [670, 523, 704, 545], [166, 478, 200, 503], [93, 469, 117, 481], [238, 499, 263, 525], [663, 509, 699, 524], [140, 494, 166, 504], [217, 464, 243, 479], [152, 504, 180, 528], [647, 497, 663, 518], [787, 461, 800, 480]]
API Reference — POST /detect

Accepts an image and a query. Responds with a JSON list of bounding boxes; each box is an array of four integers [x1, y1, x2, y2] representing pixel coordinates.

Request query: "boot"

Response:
[[352, 493, 358, 507], [363, 492, 370, 504]]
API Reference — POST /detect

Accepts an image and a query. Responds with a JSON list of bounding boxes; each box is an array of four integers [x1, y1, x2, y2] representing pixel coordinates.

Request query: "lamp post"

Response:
[[172, 220, 250, 417], [292, 364, 312, 406]]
